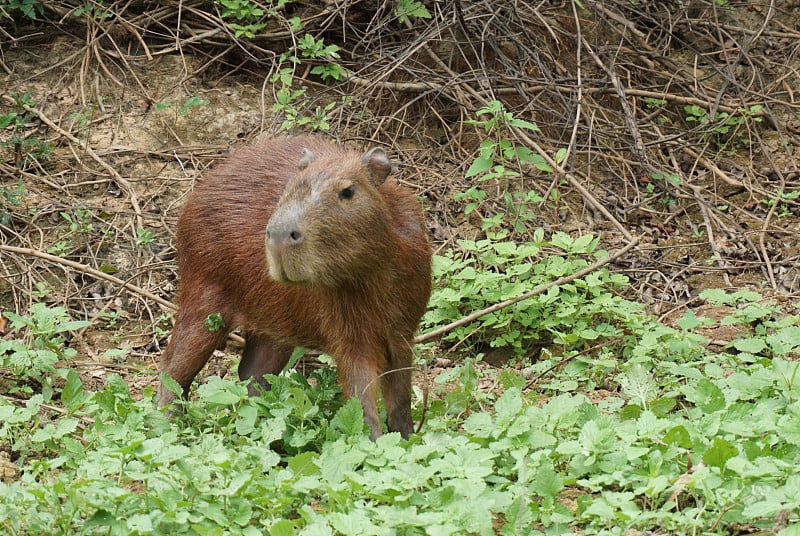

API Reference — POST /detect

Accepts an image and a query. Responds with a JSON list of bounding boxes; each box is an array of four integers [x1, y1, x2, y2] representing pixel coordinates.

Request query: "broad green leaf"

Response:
[[702, 437, 739, 468], [330, 397, 366, 437], [465, 155, 493, 178], [532, 463, 564, 500], [649, 397, 676, 417], [197, 376, 248, 405], [463, 412, 494, 438], [270, 519, 297, 536], [571, 234, 595, 252], [777, 524, 800, 536], [693, 379, 726, 413], [495, 387, 523, 425], [509, 118, 540, 131], [289, 452, 320, 477], [733, 337, 767, 354], [663, 425, 691, 448], [61, 369, 85, 412]]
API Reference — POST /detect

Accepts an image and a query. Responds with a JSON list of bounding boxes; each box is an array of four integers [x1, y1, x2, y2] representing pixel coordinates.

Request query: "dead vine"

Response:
[[2, 0, 800, 356]]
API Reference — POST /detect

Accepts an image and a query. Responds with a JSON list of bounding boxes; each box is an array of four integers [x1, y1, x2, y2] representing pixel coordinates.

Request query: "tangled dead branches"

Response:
[[1, 0, 800, 339]]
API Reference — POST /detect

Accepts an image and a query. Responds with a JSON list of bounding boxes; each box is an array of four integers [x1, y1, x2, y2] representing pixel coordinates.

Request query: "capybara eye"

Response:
[[339, 185, 356, 200]]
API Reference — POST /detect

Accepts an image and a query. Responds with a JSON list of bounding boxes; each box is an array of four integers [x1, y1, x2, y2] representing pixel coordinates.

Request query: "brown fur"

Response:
[[158, 136, 432, 440]]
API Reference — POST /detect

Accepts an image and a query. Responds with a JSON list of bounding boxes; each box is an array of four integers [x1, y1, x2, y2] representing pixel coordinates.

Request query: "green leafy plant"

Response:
[[761, 190, 800, 219], [153, 96, 210, 118], [0, 304, 90, 397], [179, 95, 209, 116], [217, 0, 264, 37], [3, 289, 800, 534], [154, 314, 172, 338], [396, 0, 431, 23], [456, 100, 557, 233], [0, 179, 25, 225], [684, 104, 763, 150], [296, 33, 347, 82], [271, 61, 340, 131], [261, 16, 349, 130], [204, 312, 226, 332], [46, 208, 107, 255], [134, 227, 155, 247], [61, 208, 94, 235], [0, 0, 43, 20], [0, 92, 52, 168], [71, 1, 112, 20], [643, 171, 681, 208], [424, 230, 633, 361]]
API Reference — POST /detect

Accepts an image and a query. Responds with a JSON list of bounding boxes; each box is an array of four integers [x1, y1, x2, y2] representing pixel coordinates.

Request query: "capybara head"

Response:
[[265, 147, 394, 286]]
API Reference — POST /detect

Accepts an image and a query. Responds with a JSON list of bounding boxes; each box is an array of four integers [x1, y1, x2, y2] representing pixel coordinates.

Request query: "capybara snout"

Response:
[[158, 136, 432, 440]]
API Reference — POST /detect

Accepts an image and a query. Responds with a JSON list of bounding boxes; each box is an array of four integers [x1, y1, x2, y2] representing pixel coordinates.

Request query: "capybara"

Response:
[[157, 136, 432, 440]]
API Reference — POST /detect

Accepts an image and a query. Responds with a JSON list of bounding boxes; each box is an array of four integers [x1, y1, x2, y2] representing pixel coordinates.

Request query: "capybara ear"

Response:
[[361, 147, 392, 186], [298, 148, 316, 170]]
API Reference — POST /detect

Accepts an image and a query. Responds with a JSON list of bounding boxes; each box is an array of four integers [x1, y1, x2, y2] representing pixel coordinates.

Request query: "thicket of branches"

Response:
[[2, 0, 800, 327]]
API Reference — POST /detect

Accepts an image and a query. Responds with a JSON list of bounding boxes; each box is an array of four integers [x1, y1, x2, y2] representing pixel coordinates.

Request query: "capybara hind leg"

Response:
[[238, 333, 293, 394], [158, 310, 228, 407], [380, 367, 413, 439], [381, 339, 414, 438]]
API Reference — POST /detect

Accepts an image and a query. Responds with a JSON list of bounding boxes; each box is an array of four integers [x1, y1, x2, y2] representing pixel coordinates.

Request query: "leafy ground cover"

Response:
[[3, 253, 800, 534]]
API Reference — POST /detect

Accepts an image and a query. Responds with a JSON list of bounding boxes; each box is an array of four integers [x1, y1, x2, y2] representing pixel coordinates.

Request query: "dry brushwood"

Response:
[[1, 0, 800, 355]]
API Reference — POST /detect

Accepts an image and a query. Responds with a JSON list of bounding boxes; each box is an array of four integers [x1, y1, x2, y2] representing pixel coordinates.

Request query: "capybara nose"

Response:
[[267, 224, 304, 247]]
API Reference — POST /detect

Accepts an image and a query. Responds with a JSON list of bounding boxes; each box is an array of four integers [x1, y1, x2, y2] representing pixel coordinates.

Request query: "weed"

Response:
[[271, 73, 336, 131], [396, 0, 431, 23], [61, 208, 94, 235], [0, 304, 90, 397], [3, 289, 800, 534], [684, 104, 762, 151], [0, 179, 25, 225], [296, 33, 347, 82], [179, 95, 209, 116], [97, 310, 124, 329], [0, 92, 52, 168], [154, 314, 172, 338], [0, 0, 43, 20], [215, 0, 285, 37], [217, 0, 266, 21], [153, 96, 210, 119], [134, 228, 155, 248], [258, 14, 349, 130], [457, 100, 558, 233], [31, 281, 50, 299], [71, 1, 112, 20], [761, 190, 800, 219], [68, 106, 93, 138], [46, 240, 70, 256], [644, 171, 681, 208], [204, 312, 226, 332], [268, 29, 348, 130], [424, 230, 633, 360]]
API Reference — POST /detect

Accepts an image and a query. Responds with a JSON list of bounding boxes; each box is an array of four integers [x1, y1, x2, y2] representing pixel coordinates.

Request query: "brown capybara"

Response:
[[157, 136, 432, 440]]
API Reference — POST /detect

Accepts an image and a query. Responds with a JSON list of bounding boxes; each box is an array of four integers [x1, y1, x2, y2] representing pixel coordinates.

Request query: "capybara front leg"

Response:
[[338, 356, 383, 440], [158, 287, 230, 407]]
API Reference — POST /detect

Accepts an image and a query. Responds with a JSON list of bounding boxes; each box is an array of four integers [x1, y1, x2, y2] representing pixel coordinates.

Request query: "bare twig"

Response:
[[0, 94, 145, 231]]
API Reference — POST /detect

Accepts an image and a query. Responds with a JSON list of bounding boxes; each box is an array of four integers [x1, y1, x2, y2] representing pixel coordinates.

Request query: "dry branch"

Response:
[[2, 0, 800, 355]]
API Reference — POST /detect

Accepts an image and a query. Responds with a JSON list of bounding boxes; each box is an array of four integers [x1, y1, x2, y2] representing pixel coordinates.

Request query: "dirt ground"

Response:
[[1, 1, 800, 394]]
